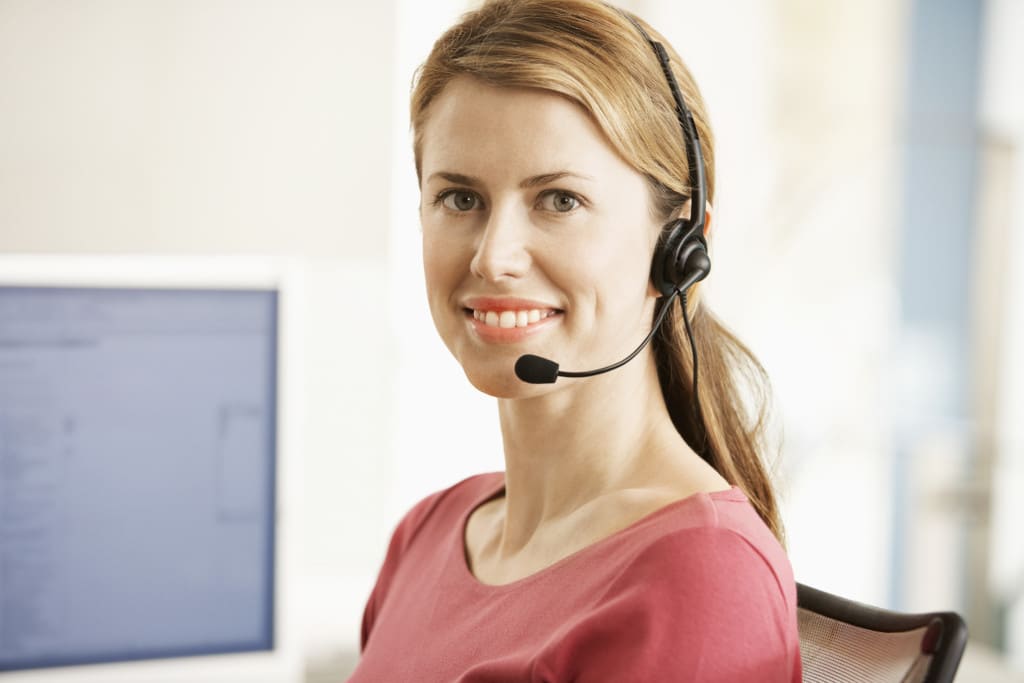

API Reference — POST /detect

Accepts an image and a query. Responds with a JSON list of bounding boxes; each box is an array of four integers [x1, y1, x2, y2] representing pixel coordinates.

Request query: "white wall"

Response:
[[0, 0, 394, 260]]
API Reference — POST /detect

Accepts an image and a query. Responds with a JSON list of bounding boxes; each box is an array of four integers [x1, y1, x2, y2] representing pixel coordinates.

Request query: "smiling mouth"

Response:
[[466, 308, 562, 329]]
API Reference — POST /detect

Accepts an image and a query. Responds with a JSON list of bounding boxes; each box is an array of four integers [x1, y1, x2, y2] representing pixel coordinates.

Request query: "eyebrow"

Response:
[[425, 171, 594, 188], [520, 171, 594, 188]]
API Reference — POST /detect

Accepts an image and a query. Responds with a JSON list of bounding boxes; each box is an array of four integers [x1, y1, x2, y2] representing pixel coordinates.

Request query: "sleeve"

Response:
[[359, 489, 448, 652], [535, 527, 799, 683]]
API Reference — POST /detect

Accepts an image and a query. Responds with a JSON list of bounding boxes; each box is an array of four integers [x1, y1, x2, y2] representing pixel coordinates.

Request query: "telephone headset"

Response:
[[513, 16, 710, 456]]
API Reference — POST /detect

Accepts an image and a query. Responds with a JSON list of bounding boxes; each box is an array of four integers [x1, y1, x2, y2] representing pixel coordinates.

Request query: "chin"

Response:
[[462, 365, 548, 399], [445, 337, 550, 398]]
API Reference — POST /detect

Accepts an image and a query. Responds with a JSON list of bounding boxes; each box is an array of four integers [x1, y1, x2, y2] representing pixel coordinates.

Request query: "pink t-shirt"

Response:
[[349, 472, 801, 682]]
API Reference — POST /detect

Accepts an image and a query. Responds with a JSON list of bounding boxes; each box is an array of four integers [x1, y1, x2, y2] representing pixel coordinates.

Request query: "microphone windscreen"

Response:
[[515, 354, 560, 384]]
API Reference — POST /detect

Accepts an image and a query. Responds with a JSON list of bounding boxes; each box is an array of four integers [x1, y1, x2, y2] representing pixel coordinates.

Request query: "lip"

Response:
[[462, 296, 562, 312]]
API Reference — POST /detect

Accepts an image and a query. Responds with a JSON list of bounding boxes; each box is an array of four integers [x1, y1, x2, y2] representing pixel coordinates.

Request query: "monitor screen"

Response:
[[0, 286, 278, 673]]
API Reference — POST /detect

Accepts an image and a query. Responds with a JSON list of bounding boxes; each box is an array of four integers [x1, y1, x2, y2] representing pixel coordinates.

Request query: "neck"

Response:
[[492, 348, 689, 555]]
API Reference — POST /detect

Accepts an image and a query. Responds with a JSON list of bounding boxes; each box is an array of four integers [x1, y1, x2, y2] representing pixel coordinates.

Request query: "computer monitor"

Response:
[[0, 255, 302, 683]]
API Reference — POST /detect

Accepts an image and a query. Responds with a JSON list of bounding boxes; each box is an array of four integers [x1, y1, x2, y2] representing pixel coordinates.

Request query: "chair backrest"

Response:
[[797, 583, 968, 683]]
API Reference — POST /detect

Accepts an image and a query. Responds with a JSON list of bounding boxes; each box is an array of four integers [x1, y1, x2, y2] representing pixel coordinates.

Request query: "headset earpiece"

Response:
[[651, 218, 710, 297]]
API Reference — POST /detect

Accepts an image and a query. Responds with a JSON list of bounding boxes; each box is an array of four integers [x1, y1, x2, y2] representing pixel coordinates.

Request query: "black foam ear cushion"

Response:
[[651, 219, 709, 296], [651, 219, 687, 297]]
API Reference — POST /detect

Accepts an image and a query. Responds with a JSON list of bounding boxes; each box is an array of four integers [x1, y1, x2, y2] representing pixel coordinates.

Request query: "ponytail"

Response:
[[654, 301, 785, 543]]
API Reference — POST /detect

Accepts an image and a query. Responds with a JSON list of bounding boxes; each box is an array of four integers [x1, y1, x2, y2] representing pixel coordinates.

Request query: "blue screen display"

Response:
[[0, 287, 277, 672]]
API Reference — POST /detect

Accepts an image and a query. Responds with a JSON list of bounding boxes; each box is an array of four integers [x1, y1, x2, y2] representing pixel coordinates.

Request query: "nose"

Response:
[[470, 203, 531, 282]]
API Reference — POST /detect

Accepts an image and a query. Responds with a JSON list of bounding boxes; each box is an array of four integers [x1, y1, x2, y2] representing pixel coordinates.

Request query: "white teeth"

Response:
[[473, 308, 557, 328]]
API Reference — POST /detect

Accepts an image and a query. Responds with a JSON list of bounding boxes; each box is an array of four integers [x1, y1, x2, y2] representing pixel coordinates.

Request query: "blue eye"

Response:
[[538, 190, 581, 213], [439, 190, 482, 212]]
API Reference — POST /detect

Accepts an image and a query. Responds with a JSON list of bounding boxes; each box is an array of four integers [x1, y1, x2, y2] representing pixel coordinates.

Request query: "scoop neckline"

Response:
[[457, 474, 746, 592]]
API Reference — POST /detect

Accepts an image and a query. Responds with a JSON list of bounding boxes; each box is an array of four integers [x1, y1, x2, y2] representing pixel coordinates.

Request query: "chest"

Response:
[[355, 555, 602, 683], [463, 491, 680, 586]]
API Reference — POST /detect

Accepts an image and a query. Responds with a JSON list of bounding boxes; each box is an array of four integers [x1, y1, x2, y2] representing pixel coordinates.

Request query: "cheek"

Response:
[[422, 231, 463, 302], [584, 233, 659, 324], [586, 231, 655, 288], [421, 238, 443, 296]]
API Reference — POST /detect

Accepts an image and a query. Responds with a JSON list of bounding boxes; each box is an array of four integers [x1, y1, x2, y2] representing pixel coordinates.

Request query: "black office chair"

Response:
[[797, 583, 968, 682]]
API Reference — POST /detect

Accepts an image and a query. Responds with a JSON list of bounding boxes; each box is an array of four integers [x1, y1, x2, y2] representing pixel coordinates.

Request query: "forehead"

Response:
[[418, 76, 632, 181]]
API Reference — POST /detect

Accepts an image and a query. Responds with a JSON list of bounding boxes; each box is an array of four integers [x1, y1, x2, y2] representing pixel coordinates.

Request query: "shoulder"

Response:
[[360, 471, 503, 650], [648, 488, 797, 605], [636, 489, 798, 629], [534, 492, 800, 682], [601, 487, 795, 604], [389, 471, 504, 555], [604, 524, 794, 619]]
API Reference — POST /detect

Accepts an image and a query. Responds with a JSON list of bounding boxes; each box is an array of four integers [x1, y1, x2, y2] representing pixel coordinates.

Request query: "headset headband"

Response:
[[626, 18, 707, 233]]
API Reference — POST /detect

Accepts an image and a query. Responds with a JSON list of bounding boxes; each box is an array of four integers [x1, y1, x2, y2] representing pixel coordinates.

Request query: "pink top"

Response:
[[349, 472, 801, 682]]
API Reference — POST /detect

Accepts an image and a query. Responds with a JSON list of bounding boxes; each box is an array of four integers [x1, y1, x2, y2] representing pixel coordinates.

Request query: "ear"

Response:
[[671, 200, 713, 236]]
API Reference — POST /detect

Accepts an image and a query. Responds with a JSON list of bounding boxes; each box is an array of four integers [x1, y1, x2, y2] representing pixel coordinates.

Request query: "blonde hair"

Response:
[[411, 0, 784, 542]]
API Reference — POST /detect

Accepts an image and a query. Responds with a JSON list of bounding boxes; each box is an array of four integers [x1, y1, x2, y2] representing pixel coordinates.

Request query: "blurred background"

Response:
[[0, 0, 1021, 680]]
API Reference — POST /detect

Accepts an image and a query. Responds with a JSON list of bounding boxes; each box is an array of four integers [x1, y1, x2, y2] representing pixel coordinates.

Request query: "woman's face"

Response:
[[418, 76, 662, 397]]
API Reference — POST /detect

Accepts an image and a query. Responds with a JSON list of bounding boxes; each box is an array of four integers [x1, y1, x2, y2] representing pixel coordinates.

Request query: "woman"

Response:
[[350, 1, 801, 680]]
